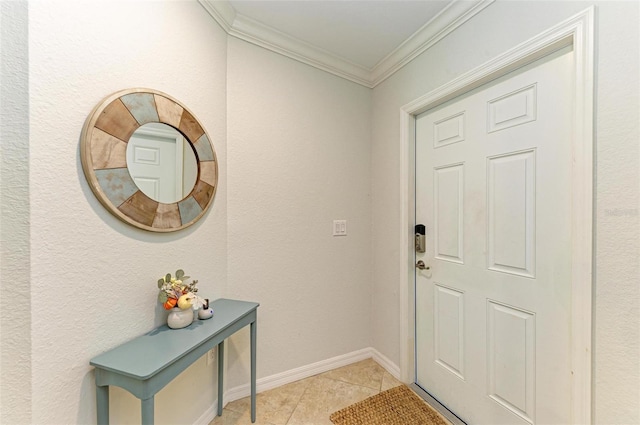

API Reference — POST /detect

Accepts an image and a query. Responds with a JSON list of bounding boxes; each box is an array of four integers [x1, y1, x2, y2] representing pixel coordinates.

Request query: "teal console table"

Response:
[[90, 298, 259, 424]]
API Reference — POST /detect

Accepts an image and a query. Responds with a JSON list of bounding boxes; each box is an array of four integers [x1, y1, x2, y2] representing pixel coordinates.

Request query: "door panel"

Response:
[[487, 300, 535, 423], [415, 46, 574, 425], [434, 164, 464, 263], [487, 149, 535, 277], [434, 284, 465, 379]]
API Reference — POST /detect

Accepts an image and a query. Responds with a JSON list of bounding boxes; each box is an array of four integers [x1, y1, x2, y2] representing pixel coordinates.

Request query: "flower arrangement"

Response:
[[157, 269, 204, 311]]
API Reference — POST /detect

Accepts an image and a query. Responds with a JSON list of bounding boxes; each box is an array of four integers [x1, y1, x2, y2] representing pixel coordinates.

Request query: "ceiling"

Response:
[[227, 0, 451, 70], [199, 0, 494, 87]]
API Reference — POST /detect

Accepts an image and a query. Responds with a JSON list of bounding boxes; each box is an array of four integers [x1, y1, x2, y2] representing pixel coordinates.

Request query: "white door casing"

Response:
[[416, 46, 573, 425], [398, 8, 594, 425]]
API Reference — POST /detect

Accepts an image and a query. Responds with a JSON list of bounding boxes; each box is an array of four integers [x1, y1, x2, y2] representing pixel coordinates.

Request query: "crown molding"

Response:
[[230, 12, 373, 87], [198, 0, 494, 88], [199, 0, 236, 33], [371, 0, 495, 86]]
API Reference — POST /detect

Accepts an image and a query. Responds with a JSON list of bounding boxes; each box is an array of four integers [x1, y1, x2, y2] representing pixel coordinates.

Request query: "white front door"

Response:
[[415, 47, 574, 425]]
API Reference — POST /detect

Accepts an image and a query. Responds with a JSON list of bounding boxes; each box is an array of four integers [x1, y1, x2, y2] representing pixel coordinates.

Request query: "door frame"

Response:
[[398, 7, 595, 424]]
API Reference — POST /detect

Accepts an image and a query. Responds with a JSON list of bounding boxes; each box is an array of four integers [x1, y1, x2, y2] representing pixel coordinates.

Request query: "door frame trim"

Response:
[[398, 7, 595, 424]]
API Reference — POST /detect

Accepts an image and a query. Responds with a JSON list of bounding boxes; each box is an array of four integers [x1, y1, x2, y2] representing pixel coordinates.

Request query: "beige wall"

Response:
[[225, 36, 373, 388], [371, 1, 639, 423], [27, 1, 228, 424]]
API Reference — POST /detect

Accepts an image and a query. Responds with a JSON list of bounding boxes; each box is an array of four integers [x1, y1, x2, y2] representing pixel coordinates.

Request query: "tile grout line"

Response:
[[283, 377, 314, 425], [284, 368, 384, 424], [321, 375, 385, 393]]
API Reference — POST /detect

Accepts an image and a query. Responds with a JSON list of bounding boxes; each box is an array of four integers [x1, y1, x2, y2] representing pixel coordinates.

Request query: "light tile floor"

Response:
[[209, 358, 438, 425]]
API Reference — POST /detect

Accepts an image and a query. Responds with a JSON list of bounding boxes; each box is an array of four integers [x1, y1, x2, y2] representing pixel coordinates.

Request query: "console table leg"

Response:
[[141, 396, 154, 425], [217, 340, 224, 416], [251, 320, 257, 423], [96, 385, 109, 425]]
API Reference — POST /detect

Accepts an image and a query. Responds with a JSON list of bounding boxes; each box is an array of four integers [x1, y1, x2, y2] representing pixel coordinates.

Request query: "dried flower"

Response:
[[157, 269, 205, 310]]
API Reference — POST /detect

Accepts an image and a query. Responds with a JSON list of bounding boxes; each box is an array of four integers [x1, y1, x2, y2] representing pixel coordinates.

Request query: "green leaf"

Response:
[[158, 292, 168, 303], [182, 276, 190, 281], [176, 269, 185, 279], [157, 279, 164, 288], [165, 273, 171, 282]]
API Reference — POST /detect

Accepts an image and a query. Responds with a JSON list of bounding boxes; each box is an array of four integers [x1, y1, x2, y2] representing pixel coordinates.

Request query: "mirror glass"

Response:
[[126, 123, 198, 204]]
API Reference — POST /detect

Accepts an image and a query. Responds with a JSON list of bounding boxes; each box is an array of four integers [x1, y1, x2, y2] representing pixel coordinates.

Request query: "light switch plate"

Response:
[[333, 220, 347, 236]]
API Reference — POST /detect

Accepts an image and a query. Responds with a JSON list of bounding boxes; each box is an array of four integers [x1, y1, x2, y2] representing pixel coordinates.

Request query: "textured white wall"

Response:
[[27, 1, 228, 424], [371, 1, 639, 423], [592, 3, 640, 420], [225, 37, 373, 388], [0, 2, 31, 424]]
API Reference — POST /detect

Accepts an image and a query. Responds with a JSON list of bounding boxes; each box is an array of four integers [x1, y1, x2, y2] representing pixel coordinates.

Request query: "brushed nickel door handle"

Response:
[[416, 260, 430, 270]]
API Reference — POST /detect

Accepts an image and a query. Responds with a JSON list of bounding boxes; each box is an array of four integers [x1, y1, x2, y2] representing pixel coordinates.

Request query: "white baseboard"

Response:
[[224, 347, 374, 402], [371, 348, 401, 380], [193, 402, 218, 425], [193, 347, 400, 425]]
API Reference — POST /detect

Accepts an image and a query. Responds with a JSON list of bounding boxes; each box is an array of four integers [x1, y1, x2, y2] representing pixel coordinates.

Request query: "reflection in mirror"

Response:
[[126, 123, 198, 204]]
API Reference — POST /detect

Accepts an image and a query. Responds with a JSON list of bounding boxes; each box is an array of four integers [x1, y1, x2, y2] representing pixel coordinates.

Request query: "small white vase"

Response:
[[198, 298, 214, 320], [167, 307, 194, 329], [198, 307, 214, 320]]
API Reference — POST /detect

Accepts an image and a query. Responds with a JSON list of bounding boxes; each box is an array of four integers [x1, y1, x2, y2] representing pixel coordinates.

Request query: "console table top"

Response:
[[90, 298, 259, 380]]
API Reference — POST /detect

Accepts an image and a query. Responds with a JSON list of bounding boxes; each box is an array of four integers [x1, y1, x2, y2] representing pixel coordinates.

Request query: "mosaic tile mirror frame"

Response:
[[80, 88, 218, 232]]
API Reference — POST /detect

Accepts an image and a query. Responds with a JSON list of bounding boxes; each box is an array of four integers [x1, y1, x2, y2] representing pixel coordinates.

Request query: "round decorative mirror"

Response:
[[80, 88, 218, 232]]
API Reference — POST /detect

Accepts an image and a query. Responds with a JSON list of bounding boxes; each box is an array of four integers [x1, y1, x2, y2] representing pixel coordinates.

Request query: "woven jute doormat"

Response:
[[329, 384, 449, 425]]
